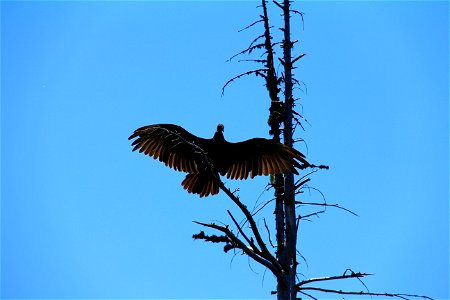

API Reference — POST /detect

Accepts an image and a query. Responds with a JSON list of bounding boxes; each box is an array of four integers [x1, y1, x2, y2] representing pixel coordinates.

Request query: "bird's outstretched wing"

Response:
[[128, 124, 211, 173], [221, 138, 309, 180]]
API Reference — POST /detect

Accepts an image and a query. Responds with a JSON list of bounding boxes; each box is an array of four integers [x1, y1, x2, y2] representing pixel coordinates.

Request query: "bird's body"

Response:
[[128, 123, 309, 197]]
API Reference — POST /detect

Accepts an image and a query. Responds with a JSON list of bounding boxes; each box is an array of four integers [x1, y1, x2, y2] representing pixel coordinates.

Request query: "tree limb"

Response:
[[295, 200, 359, 217], [193, 220, 282, 281], [297, 271, 372, 287], [222, 69, 267, 95], [218, 182, 282, 272], [297, 286, 433, 300]]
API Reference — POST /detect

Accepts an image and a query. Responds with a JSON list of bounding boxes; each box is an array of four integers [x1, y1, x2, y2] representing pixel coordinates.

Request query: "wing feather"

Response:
[[228, 163, 237, 179], [270, 155, 285, 173], [222, 138, 309, 180], [261, 155, 268, 176], [129, 124, 211, 173], [239, 161, 245, 179]]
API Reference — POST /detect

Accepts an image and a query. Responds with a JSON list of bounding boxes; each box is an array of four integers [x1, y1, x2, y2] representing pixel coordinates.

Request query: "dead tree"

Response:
[[194, 1, 432, 300]]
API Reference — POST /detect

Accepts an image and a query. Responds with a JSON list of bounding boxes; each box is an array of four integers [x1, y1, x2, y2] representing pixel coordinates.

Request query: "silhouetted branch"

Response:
[[193, 220, 282, 281], [222, 69, 267, 95], [292, 109, 306, 131], [252, 197, 275, 216], [292, 53, 306, 65], [295, 177, 310, 189], [227, 209, 259, 254], [238, 19, 264, 32], [296, 270, 433, 299], [192, 231, 230, 244], [308, 164, 329, 170], [297, 271, 371, 287], [218, 181, 281, 272], [238, 59, 268, 64], [294, 169, 317, 186], [298, 290, 318, 300], [292, 79, 308, 95], [290, 9, 305, 30], [228, 43, 266, 62], [295, 200, 359, 217], [299, 210, 325, 221], [263, 218, 275, 248], [297, 287, 433, 300], [273, 0, 284, 10]]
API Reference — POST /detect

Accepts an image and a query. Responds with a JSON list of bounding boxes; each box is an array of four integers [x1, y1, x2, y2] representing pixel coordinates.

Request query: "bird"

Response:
[[128, 123, 309, 197]]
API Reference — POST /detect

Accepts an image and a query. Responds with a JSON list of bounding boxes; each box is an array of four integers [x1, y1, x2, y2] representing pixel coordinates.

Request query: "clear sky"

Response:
[[1, 1, 448, 299]]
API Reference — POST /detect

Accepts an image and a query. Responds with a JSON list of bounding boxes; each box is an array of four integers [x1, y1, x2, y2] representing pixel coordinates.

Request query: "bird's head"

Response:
[[213, 123, 225, 142]]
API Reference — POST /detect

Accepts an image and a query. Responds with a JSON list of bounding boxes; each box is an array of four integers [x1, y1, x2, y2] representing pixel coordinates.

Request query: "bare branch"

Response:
[[228, 42, 266, 62], [308, 164, 329, 170], [238, 59, 267, 64], [298, 286, 433, 300], [292, 53, 306, 65], [192, 231, 230, 244], [295, 200, 359, 217], [292, 110, 306, 132], [193, 220, 282, 281], [291, 9, 305, 30], [297, 271, 372, 287], [273, 0, 284, 10], [222, 69, 267, 95], [294, 170, 317, 186], [218, 182, 281, 271], [252, 197, 275, 216], [299, 210, 325, 220], [263, 218, 275, 248], [238, 18, 264, 33], [299, 290, 319, 300], [295, 177, 310, 189], [227, 210, 259, 254]]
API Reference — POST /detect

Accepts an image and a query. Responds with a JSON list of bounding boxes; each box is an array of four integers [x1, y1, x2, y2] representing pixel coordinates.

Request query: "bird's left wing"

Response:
[[128, 124, 211, 173], [222, 138, 309, 180]]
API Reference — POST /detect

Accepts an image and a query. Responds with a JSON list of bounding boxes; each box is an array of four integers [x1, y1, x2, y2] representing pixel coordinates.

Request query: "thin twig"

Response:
[[227, 210, 259, 253], [263, 218, 275, 248], [299, 290, 319, 300], [238, 19, 264, 32], [300, 210, 325, 220], [295, 200, 359, 217], [252, 197, 275, 216]]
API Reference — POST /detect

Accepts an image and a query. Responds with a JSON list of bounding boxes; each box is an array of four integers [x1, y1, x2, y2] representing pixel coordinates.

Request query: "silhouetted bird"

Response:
[[128, 123, 309, 197]]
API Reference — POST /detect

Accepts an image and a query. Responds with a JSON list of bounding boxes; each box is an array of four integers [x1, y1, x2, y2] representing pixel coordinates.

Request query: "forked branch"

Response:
[[218, 181, 281, 271], [193, 220, 282, 281]]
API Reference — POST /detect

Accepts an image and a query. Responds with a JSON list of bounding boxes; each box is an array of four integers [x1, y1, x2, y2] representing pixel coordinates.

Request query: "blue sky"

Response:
[[1, 1, 448, 299]]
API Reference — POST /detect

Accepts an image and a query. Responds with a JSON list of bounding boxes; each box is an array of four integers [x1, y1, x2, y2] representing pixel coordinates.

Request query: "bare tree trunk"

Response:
[[279, 0, 297, 299], [282, 0, 298, 297]]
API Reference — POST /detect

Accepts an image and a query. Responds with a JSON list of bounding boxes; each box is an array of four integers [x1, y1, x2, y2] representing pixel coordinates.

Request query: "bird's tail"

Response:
[[181, 173, 219, 197]]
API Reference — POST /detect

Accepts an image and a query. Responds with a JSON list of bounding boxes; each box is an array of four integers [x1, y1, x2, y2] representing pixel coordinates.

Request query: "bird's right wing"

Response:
[[128, 124, 211, 173]]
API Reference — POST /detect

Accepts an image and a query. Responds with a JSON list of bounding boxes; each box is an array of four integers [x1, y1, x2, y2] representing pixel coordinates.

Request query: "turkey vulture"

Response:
[[128, 124, 309, 197]]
